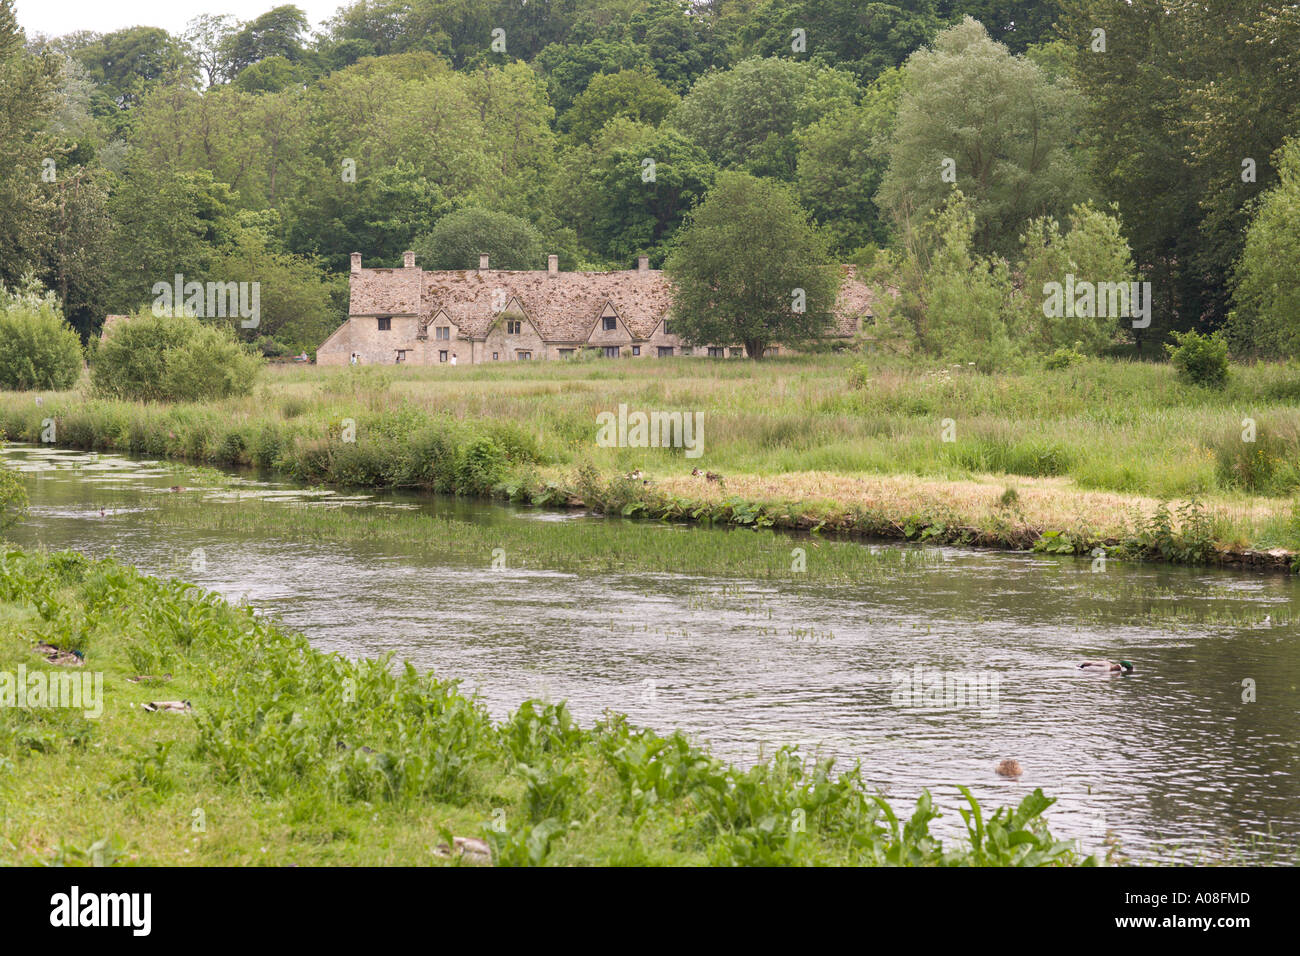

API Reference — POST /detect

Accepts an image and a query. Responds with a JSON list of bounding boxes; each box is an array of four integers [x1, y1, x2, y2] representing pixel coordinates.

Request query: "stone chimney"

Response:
[[547, 254, 558, 275], [478, 253, 490, 271], [403, 250, 415, 269], [637, 255, 649, 272], [350, 252, 361, 273]]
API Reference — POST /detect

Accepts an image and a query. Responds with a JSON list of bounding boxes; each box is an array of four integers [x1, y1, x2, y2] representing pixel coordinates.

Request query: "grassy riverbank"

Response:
[[0, 547, 1088, 866], [3, 355, 1299, 567]]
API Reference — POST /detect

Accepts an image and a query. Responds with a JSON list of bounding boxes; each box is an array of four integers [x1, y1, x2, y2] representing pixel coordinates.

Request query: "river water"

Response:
[[4, 444, 1297, 863]]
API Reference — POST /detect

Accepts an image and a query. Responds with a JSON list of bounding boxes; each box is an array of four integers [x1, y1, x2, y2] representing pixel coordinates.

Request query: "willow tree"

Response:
[[664, 171, 839, 360]]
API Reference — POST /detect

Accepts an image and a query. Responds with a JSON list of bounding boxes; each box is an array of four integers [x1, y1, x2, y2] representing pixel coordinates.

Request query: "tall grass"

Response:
[[4, 354, 1300, 562]]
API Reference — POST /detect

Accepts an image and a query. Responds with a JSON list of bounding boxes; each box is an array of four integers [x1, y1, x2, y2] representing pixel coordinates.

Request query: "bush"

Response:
[[1044, 346, 1085, 370], [1165, 330, 1229, 389], [0, 292, 84, 391], [0, 461, 28, 532], [91, 313, 261, 402]]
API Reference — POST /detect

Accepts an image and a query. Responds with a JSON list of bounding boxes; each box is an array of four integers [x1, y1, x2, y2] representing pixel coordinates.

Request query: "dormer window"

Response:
[[663, 320, 673, 335], [602, 316, 617, 331], [435, 326, 450, 340], [506, 320, 522, 335]]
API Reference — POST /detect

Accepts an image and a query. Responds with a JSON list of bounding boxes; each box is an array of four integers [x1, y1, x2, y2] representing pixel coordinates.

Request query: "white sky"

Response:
[[16, 0, 346, 39]]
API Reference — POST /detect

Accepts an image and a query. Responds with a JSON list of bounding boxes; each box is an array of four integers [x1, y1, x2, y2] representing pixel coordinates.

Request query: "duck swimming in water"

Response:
[[1079, 660, 1134, 674]]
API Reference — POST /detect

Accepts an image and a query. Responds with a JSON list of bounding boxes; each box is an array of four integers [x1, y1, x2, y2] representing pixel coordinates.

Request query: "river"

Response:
[[3, 443, 1297, 863]]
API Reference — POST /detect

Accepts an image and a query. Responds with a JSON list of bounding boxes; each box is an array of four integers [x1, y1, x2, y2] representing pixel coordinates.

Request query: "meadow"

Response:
[[3, 354, 1300, 564], [0, 547, 1087, 866]]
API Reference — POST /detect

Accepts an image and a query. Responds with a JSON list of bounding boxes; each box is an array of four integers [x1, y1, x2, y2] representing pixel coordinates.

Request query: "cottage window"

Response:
[[492, 352, 499, 360], [506, 320, 522, 335], [377, 317, 391, 331], [729, 347, 745, 358], [632, 346, 640, 356], [657, 346, 674, 358], [435, 326, 450, 340], [517, 350, 532, 360], [662, 320, 673, 336], [557, 348, 575, 358], [395, 350, 408, 363], [602, 316, 617, 331], [603, 346, 620, 358], [439, 350, 448, 363], [708, 347, 724, 357]]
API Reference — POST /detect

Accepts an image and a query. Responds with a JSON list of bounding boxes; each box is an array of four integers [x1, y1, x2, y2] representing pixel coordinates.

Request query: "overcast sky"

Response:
[[16, 1, 345, 38]]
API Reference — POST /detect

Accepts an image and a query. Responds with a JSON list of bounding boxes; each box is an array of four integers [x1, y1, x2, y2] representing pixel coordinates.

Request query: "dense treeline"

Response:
[[0, 0, 1296, 359]]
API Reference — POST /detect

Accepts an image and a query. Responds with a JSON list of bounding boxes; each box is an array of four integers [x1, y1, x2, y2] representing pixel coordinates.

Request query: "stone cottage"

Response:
[[316, 252, 876, 365]]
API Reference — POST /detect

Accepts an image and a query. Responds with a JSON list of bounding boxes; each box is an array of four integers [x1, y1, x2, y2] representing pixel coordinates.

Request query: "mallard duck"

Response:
[[1079, 660, 1134, 674], [995, 759, 1023, 777], [143, 700, 192, 713], [35, 643, 84, 667], [434, 836, 492, 866]]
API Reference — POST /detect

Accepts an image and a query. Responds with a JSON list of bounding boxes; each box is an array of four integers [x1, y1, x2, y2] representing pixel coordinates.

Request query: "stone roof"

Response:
[[348, 267, 423, 316], [348, 262, 878, 342]]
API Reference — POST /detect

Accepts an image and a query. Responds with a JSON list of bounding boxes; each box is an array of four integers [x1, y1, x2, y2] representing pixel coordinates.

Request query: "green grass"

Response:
[[0, 547, 1089, 866]]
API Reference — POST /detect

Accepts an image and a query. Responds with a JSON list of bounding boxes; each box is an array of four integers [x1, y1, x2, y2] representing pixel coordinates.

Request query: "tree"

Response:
[[942, 1, 1061, 54], [665, 171, 839, 359], [105, 160, 237, 314], [66, 26, 195, 109], [1015, 203, 1137, 355], [535, 36, 651, 114], [223, 5, 309, 77], [210, 215, 343, 353], [865, 191, 1017, 370], [1055, 0, 1300, 340], [1227, 136, 1300, 358], [588, 128, 716, 264], [563, 67, 678, 142], [749, 0, 943, 85], [183, 14, 239, 87], [413, 207, 546, 270], [672, 57, 860, 178], [0, 1, 60, 288], [877, 17, 1088, 257], [796, 66, 904, 254]]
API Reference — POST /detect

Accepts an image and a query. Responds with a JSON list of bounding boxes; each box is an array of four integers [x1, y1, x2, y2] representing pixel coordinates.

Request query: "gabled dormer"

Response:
[[585, 300, 633, 344]]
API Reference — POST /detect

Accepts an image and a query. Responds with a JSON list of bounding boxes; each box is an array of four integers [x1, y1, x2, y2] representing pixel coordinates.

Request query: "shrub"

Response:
[[91, 313, 261, 402], [0, 461, 28, 532], [0, 291, 84, 391], [1165, 330, 1229, 389], [1043, 346, 1085, 370], [454, 436, 506, 495]]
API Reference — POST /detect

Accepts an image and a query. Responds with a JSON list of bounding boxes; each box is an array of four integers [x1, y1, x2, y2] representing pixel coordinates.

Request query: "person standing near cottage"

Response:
[[450, 352, 458, 366], [350, 352, 358, 365]]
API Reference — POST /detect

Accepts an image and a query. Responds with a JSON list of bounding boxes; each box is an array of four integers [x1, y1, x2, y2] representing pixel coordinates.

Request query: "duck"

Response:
[[1079, 660, 1134, 674], [624, 469, 643, 480], [35, 644, 84, 667], [143, 700, 192, 713], [434, 836, 492, 866], [995, 759, 1023, 777]]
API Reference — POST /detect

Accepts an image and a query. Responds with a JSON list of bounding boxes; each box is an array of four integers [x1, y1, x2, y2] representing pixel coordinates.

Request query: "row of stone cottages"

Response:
[[315, 252, 877, 365]]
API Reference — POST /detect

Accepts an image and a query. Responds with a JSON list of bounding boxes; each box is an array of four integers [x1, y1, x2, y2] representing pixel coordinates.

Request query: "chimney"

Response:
[[637, 255, 649, 272], [478, 253, 490, 271], [403, 250, 415, 269], [547, 254, 558, 275], [350, 252, 361, 273]]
